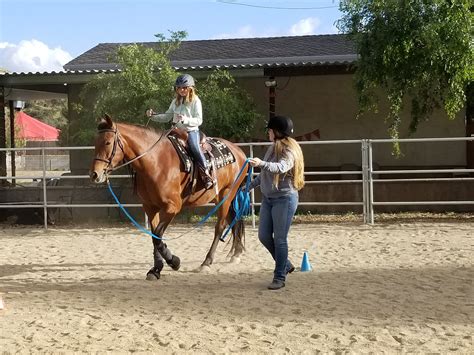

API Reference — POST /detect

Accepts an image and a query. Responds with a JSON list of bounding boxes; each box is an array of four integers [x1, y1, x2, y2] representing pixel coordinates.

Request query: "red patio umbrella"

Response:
[[15, 111, 60, 141]]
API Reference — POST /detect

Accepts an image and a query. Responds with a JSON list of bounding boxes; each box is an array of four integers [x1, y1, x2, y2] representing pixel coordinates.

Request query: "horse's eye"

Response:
[[105, 141, 111, 146]]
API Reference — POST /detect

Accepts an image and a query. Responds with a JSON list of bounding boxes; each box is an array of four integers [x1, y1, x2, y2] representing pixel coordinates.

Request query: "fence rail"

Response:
[[1, 136, 474, 228]]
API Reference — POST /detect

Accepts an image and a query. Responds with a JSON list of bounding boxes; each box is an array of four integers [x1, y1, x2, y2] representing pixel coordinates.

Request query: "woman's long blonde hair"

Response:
[[272, 136, 305, 190], [175, 87, 196, 105]]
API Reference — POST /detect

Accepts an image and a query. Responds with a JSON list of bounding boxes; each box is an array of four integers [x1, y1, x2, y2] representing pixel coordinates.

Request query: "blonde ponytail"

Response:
[[272, 137, 305, 190]]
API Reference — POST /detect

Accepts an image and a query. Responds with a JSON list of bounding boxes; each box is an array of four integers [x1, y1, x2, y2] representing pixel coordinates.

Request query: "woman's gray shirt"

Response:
[[247, 145, 297, 198]]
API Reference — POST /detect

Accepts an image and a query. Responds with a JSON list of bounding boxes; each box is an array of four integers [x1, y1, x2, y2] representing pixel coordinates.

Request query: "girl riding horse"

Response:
[[90, 115, 247, 280]]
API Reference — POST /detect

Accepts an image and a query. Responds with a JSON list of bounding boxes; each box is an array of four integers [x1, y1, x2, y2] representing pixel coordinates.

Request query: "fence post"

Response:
[[41, 148, 48, 229], [367, 140, 375, 224], [145, 213, 149, 229], [361, 140, 369, 223], [249, 143, 256, 229]]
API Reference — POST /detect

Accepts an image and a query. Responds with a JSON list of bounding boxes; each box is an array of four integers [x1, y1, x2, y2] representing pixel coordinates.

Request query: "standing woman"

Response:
[[146, 74, 214, 189], [247, 115, 305, 290]]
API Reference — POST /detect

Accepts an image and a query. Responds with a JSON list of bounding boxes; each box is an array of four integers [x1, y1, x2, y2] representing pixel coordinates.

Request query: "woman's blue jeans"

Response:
[[187, 130, 207, 168], [258, 192, 298, 282]]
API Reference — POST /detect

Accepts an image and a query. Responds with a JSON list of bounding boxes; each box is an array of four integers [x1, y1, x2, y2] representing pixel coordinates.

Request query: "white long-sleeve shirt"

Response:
[[151, 96, 203, 132], [247, 145, 297, 198]]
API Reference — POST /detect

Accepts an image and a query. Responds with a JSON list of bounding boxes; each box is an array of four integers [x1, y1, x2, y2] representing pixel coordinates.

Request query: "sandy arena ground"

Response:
[[0, 222, 472, 353]]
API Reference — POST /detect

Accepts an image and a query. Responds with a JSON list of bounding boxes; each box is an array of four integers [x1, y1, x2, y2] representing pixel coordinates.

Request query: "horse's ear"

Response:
[[104, 114, 113, 126], [97, 114, 113, 130]]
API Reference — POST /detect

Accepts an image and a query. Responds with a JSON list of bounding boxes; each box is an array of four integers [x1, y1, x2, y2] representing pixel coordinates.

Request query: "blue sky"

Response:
[[0, 0, 343, 73]]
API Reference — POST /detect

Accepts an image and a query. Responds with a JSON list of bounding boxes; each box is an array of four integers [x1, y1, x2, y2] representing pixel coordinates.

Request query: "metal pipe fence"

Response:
[[365, 137, 474, 224], [1, 136, 474, 228]]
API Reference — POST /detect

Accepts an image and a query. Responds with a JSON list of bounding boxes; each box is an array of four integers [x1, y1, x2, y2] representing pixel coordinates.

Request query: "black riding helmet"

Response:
[[175, 74, 195, 88], [266, 115, 294, 137]]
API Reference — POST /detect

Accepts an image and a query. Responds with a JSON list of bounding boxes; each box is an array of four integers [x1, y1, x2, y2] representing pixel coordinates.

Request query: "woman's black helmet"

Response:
[[175, 74, 195, 88], [266, 115, 294, 137]]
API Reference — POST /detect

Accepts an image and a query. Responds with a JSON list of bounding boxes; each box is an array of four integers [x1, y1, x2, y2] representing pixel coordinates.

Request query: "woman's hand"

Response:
[[172, 114, 183, 124], [145, 109, 155, 117], [248, 158, 262, 167]]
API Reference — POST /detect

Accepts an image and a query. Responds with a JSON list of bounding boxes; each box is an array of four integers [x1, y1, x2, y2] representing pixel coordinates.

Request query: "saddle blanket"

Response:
[[168, 135, 236, 173]]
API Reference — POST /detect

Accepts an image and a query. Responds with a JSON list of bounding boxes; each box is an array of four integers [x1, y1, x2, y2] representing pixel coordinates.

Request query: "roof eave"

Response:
[[63, 54, 358, 72]]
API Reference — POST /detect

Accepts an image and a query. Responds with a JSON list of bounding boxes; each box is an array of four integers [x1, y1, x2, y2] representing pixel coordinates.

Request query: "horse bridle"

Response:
[[93, 126, 125, 173], [94, 123, 176, 175]]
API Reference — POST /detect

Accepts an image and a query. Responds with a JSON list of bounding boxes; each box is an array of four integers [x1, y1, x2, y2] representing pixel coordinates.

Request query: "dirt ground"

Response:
[[0, 221, 473, 353]]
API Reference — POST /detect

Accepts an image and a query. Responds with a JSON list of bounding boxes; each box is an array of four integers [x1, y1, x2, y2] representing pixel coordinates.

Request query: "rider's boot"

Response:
[[198, 165, 214, 190]]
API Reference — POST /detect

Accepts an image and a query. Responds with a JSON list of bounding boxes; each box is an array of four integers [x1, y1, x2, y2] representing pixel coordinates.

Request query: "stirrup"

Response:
[[203, 174, 214, 190], [199, 166, 214, 190]]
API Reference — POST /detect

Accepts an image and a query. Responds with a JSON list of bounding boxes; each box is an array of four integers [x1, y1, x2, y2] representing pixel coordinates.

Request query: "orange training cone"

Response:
[[300, 251, 312, 272]]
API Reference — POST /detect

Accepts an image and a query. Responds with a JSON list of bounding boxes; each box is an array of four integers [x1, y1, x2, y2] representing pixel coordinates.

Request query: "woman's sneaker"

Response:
[[267, 279, 285, 290]]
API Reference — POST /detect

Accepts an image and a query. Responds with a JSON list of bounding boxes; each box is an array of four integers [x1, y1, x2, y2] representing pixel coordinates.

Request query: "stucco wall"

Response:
[[236, 74, 466, 168], [67, 73, 467, 170]]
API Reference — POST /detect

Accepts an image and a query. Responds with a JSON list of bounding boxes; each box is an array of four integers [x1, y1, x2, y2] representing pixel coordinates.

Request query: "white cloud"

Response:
[[213, 25, 275, 39], [289, 17, 321, 36], [213, 17, 323, 39], [0, 39, 73, 73]]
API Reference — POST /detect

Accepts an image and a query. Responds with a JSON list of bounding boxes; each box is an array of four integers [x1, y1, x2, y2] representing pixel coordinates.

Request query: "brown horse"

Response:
[[89, 115, 248, 280]]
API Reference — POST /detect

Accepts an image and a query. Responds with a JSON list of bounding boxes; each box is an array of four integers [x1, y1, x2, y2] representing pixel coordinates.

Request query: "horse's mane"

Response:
[[119, 123, 165, 140], [97, 120, 165, 140]]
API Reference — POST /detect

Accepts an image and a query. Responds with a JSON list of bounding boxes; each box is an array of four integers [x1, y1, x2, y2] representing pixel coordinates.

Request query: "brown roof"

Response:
[[64, 34, 357, 71]]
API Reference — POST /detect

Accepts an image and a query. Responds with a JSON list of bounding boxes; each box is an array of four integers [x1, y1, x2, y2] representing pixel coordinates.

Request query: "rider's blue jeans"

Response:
[[187, 130, 207, 168], [258, 192, 298, 282]]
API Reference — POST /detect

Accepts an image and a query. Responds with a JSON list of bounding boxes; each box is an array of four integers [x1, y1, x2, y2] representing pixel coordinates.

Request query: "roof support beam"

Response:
[[0, 87, 6, 183], [3, 88, 67, 101], [8, 101, 16, 186]]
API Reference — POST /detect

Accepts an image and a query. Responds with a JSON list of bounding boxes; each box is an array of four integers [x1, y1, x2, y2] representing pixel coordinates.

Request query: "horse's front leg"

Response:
[[144, 206, 181, 281]]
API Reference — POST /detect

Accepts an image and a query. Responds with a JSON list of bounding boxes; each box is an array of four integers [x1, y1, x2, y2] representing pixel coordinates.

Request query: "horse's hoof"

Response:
[[146, 265, 162, 281], [146, 273, 159, 281], [198, 265, 211, 273], [230, 256, 241, 264], [167, 255, 181, 271]]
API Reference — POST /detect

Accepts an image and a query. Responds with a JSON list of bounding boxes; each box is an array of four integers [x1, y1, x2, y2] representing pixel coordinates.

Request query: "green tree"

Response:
[[199, 70, 259, 141], [24, 99, 68, 129], [4, 112, 26, 148], [73, 31, 259, 145], [72, 31, 185, 144], [337, 0, 473, 149]]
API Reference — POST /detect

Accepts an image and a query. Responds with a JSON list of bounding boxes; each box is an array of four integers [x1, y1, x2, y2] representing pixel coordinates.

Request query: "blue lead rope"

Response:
[[218, 163, 253, 242], [107, 181, 163, 240], [107, 158, 253, 241]]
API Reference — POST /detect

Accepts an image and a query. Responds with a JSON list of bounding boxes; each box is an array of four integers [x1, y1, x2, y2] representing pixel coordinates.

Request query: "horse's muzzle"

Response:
[[89, 170, 107, 184]]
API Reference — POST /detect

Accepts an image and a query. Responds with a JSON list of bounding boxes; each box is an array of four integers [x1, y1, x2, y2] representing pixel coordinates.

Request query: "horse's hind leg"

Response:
[[201, 196, 233, 269], [201, 216, 227, 269]]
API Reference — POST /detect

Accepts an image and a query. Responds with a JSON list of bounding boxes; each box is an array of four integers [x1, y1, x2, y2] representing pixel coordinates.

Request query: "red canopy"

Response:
[[15, 111, 60, 141]]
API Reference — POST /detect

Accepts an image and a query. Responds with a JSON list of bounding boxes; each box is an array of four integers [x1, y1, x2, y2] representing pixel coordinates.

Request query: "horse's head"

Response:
[[89, 114, 125, 184]]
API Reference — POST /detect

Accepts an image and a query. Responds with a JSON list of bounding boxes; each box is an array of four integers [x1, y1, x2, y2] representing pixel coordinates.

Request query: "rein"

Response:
[[95, 124, 175, 173]]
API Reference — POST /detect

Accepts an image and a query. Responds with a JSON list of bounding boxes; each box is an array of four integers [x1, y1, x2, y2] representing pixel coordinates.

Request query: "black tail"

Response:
[[232, 218, 245, 252]]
